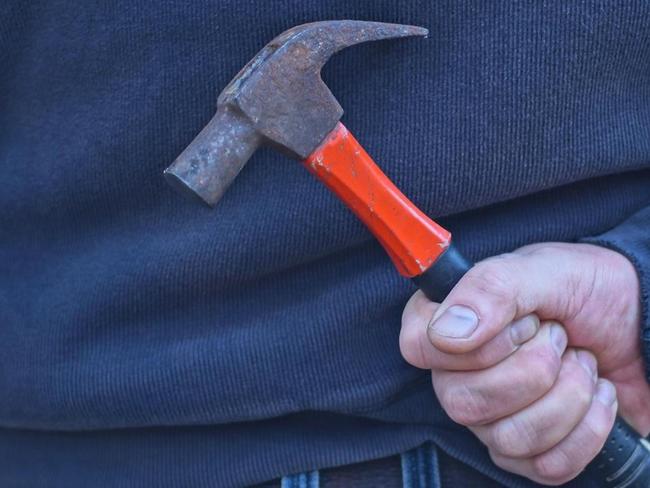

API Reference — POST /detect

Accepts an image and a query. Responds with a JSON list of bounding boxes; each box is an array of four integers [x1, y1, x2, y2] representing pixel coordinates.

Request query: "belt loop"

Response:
[[401, 442, 442, 488], [280, 470, 319, 488]]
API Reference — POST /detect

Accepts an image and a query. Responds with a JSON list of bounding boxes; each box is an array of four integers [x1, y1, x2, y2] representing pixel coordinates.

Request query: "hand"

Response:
[[400, 242, 650, 485]]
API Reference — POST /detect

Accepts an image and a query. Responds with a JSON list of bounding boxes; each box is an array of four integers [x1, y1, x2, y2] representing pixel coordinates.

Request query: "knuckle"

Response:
[[440, 383, 490, 426], [488, 450, 521, 476], [563, 363, 595, 409], [532, 451, 579, 484], [400, 327, 440, 370], [587, 408, 615, 442], [490, 417, 536, 457], [399, 324, 424, 367], [487, 450, 513, 474], [526, 344, 562, 393], [472, 344, 498, 369], [464, 259, 518, 306]]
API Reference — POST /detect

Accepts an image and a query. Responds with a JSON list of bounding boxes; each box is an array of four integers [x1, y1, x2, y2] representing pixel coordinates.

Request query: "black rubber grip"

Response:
[[411, 244, 471, 301], [412, 244, 650, 487], [583, 418, 650, 487]]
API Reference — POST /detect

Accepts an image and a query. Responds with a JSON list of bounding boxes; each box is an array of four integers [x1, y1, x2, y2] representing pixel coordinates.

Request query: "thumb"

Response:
[[427, 248, 577, 354]]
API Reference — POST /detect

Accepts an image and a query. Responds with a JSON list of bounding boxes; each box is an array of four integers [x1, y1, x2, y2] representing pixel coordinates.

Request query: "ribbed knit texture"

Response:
[[1, 1, 650, 487]]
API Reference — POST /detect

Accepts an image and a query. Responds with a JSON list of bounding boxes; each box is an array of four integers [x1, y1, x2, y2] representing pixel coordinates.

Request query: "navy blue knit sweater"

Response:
[[1, 1, 649, 487]]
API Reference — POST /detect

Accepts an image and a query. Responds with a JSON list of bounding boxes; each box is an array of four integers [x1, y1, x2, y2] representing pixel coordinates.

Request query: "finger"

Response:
[[473, 349, 597, 458], [400, 291, 539, 371], [432, 322, 566, 426], [426, 250, 584, 354], [490, 379, 618, 486]]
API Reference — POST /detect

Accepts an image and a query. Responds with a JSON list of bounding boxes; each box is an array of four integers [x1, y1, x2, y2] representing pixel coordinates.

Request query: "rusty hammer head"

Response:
[[164, 20, 427, 206]]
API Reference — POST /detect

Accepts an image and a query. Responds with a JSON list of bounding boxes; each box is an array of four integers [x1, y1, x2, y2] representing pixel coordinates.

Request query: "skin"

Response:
[[399, 242, 650, 485]]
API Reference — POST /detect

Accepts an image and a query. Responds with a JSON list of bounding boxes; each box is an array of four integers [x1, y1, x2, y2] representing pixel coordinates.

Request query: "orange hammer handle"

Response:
[[304, 122, 451, 277]]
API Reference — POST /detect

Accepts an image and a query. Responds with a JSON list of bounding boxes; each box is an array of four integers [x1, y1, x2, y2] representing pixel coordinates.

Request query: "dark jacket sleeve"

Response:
[[581, 204, 650, 381]]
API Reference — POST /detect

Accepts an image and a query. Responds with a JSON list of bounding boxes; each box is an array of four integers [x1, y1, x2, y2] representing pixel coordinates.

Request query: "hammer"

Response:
[[164, 20, 650, 487]]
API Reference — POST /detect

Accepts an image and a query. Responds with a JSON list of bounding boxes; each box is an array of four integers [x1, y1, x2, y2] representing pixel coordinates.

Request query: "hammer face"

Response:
[[164, 107, 261, 207]]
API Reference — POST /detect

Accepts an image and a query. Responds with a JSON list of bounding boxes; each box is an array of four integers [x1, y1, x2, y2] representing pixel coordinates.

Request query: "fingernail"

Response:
[[576, 350, 597, 380], [509, 316, 539, 345], [428, 305, 479, 339], [550, 323, 567, 356], [596, 379, 617, 407]]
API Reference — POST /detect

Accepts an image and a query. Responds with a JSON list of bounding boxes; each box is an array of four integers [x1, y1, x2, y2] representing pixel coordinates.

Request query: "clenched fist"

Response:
[[400, 242, 650, 485]]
